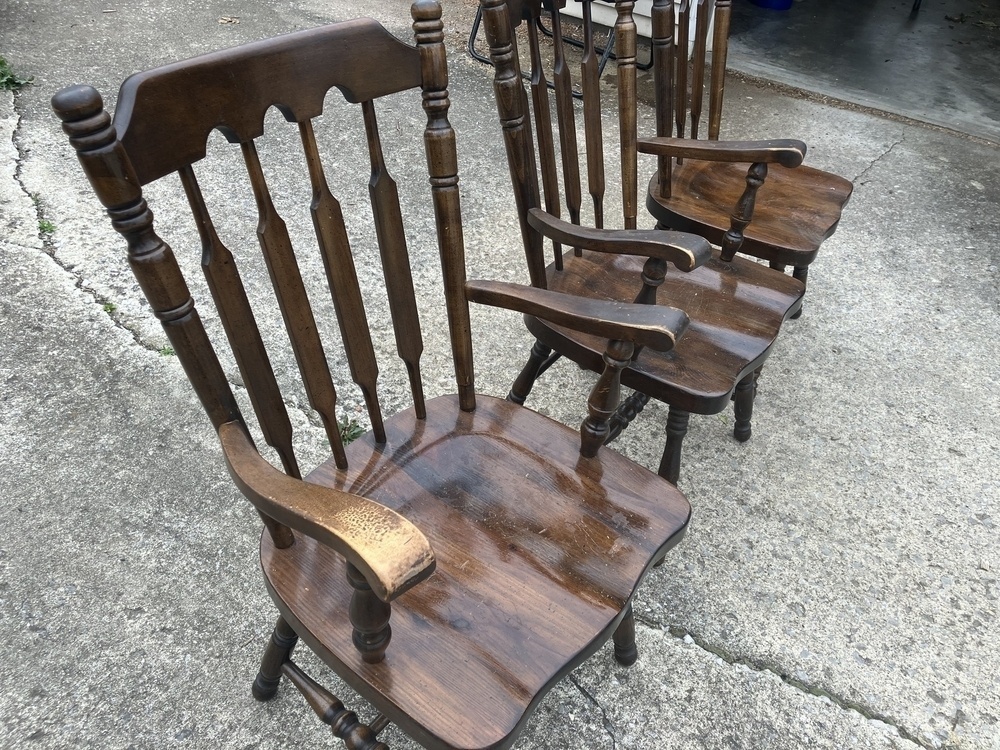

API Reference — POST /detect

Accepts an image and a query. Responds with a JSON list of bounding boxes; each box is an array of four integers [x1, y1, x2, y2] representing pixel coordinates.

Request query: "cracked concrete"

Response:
[[2, 0, 999, 748]]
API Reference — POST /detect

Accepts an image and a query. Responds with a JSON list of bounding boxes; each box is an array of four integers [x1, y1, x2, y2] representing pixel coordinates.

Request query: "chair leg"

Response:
[[252, 615, 299, 701], [613, 604, 638, 666], [657, 407, 690, 485], [790, 265, 808, 319], [507, 339, 553, 405], [733, 373, 755, 443]]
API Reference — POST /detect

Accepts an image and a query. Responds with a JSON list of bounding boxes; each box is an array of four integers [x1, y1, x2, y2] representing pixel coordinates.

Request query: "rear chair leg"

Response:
[[508, 340, 553, 405], [252, 615, 299, 701], [733, 373, 755, 443], [657, 407, 690, 485], [790, 265, 808, 319], [613, 604, 638, 666]]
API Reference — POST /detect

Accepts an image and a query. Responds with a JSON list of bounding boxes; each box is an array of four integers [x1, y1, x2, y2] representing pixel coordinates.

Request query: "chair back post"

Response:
[[51, 86, 242, 432], [651, 0, 674, 200], [614, 1, 639, 231], [481, 0, 549, 289], [708, 0, 731, 140], [413, 0, 477, 411]]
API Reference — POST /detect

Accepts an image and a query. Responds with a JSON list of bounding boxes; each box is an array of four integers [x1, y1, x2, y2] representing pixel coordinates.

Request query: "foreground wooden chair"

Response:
[[481, 0, 807, 483], [53, 3, 694, 748], [643, 0, 854, 315]]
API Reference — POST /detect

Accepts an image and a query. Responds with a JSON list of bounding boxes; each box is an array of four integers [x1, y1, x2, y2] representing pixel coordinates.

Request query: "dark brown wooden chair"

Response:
[[480, 0, 810, 484], [643, 0, 854, 313], [52, 3, 694, 748]]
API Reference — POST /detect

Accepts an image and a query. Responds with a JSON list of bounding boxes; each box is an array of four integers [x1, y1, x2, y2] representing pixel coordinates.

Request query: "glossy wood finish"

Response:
[[481, 0, 806, 482], [644, 0, 853, 272], [54, 2, 694, 747], [263, 395, 690, 750]]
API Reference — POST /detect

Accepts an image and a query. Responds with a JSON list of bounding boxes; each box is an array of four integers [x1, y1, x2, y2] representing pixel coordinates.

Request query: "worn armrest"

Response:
[[218, 421, 435, 603], [637, 137, 806, 168], [527, 208, 711, 271], [466, 279, 689, 352]]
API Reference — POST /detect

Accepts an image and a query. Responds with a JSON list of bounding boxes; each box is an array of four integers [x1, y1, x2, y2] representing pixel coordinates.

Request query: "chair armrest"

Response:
[[218, 421, 435, 602], [527, 208, 711, 271], [466, 279, 689, 352], [637, 137, 806, 168]]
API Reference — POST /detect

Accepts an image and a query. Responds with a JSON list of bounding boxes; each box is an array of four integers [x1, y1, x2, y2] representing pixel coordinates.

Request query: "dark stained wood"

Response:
[[644, 0, 853, 277], [54, 4, 694, 748], [647, 160, 854, 266], [549, 0, 583, 231], [580, 0, 605, 229], [179, 165, 301, 479], [263, 394, 690, 750], [241, 139, 347, 468], [300, 118, 386, 442], [361, 100, 427, 419], [481, 0, 811, 481]]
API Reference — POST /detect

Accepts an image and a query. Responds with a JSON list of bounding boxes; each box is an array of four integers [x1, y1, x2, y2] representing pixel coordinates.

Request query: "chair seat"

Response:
[[531, 250, 805, 413], [646, 161, 854, 266], [260, 394, 691, 750]]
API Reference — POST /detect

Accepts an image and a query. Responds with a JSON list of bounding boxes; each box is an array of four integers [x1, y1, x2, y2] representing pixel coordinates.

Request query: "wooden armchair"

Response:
[[52, 3, 693, 748], [481, 0, 808, 484], [643, 0, 854, 314]]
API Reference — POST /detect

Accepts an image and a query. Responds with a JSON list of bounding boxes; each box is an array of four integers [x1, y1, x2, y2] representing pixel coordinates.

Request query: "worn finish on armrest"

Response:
[[527, 208, 711, 271], [218, 421, 435, 602], [637, 137, 806, 168], [466, 279, 689, 352]]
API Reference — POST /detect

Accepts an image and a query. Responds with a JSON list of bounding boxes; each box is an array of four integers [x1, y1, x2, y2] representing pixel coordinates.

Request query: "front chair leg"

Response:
[[508, 339, 553, 405], [657, 407, 690, 485], [252, 615, 299, 701], [613, 604, 638, 666], [733, 373, 755, 443], [790, 265, 808, 319]]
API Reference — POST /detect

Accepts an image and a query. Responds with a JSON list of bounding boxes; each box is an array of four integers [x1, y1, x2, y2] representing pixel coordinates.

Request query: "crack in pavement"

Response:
[[632, 612, 927, 749], [569, 673, 619, 750], [852, 136, 905, 184]]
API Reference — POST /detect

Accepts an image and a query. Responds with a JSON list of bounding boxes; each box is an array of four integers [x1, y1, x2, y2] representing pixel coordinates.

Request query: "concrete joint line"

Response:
[[569, 673, 619, 750], [852, 136, 905, 185], [632, 614, 928, 749]]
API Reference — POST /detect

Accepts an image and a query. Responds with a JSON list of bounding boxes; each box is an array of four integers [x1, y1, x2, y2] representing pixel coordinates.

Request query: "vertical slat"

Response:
[[413, 0, 475, 412], [675, 0, 690, 141], [481, 0, 548, 290], [525, 4, 564, 269], [652, 0, 675, 200], [690, 0, 710, 140], [298, 119, 386, 442], [550, 1, 583, 234], [580, 0, 605, 229], [360, 100, 427, 420], [708, 0, 731, 140], [615, 1, 638, 231], [179, 165, 301, 478], [240, 140, 347, 469]]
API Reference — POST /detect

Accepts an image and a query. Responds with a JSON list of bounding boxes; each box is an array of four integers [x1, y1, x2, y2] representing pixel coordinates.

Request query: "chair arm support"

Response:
[[637, 137, 807, 168], [527, 208, 712, 271], [466, 279, 689, 352], [218, 421, 436, 603]]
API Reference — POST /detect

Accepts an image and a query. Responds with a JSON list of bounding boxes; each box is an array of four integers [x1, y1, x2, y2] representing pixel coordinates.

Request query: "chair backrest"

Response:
[[52, 3, 476, 481]]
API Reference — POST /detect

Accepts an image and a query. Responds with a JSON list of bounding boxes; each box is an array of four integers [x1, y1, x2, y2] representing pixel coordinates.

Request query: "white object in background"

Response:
[[560, 0, 714, 53]]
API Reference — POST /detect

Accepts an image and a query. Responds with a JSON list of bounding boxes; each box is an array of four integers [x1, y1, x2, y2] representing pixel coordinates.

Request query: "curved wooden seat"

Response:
[[646, 162, 854, 267], [531, 251, 804, 414], [263, 395, 690, 750]]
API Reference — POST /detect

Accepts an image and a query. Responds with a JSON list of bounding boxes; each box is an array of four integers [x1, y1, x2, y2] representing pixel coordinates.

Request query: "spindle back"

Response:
[[53, 9, 472, 481]]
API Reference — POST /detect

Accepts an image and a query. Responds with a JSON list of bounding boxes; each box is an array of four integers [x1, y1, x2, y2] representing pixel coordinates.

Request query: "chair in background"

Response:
[[643, 0, 853, 316], [481, 0, 806, 484], [53, 3, 694, 748]]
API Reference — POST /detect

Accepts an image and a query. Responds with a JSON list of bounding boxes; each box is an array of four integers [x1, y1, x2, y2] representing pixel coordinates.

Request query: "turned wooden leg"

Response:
[[508, 340, 553, 405], [253, 615, 299, 701], [790, 265, 808, 319], [613, 604, 638, 666], [733, 373, 755, 443], [657, 407, 690, 485]]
